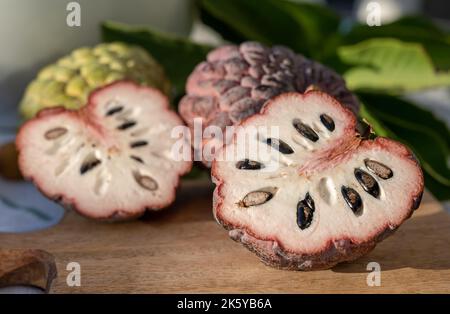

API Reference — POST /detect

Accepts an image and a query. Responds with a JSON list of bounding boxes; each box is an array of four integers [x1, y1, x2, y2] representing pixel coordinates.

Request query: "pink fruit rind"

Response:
[[16, 81, 192, 220], [211, 91, 424, 270]]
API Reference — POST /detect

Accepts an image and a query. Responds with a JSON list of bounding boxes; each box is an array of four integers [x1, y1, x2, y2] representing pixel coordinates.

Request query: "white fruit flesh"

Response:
[[213, 92, 423, 255], [17, 82, 191, 219]]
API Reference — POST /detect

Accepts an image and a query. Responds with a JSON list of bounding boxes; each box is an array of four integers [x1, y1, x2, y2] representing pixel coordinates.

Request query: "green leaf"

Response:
[[386, 16, 447, 37], [358, 93, 450, 149], [423, 172, 450, 201], [101, 21, 212, 100], [275, 0, 340, 59], [359, 94, 450, 200], [371, 111, 450, 185], [339, 38, 450, 92], [199, 0, 340, 58], [344, 16, 450, 70]]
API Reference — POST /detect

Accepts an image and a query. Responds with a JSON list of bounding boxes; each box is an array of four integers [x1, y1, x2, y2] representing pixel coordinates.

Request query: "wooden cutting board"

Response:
[[1, 180, 449, 293]]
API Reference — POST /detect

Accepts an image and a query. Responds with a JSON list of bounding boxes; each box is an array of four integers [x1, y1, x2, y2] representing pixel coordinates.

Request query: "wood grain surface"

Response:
[[1, 180, 449, 293]]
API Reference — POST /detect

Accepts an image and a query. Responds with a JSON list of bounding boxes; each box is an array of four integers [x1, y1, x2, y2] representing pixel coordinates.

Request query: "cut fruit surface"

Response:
[[212, 91, 424, 270], [17, 81, 192, 220]]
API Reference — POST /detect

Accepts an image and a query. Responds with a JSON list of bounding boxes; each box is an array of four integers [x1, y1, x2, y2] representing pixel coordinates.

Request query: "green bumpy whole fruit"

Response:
[[19, 42, 170, 120]]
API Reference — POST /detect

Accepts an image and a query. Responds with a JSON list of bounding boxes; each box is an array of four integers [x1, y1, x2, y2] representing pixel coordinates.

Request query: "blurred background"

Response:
[[0, 0, 449, 232]]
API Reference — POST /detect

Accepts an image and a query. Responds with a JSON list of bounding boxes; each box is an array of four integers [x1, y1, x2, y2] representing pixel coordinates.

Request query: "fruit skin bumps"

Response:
[[16, 81, 191, 221], [212, 91, 423, 270], [20, 42, 170, 120], [179, 42, 359, 165]]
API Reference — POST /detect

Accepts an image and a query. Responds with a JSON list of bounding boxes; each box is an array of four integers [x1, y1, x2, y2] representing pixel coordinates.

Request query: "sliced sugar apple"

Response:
[[179, 41, 359, 166], [212, 91, 424, 270], [20, 42, 170, 120], [16, 81, 191, 220]]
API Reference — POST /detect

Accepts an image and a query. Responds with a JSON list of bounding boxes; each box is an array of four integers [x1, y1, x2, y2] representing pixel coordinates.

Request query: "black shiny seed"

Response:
[[293, 119, 319, 142], [130, 140, 148, 148], [106, 106, 123, 116], [354, 168, 380, 198], [130, 155, 144, 164], [296, 193, 315, 230], [236, 159, 264, 170], [117, 121, 137, 130], [341, 186, 363, 215], [364, 159, 393, 179], [265, 138, 294, 154], [320, 114, 335, 132], [80, 159, 101, 175]]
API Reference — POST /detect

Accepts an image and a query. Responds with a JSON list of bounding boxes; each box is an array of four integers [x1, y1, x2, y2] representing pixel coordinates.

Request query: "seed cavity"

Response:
[[293, 119, 319, 142], [341, 186, 363, 215], [106, 106, 124, 116], [80, 155, 102, 175], [236, 159, 264, 170], [238, 187, 278, 208], [297, 192, 315, 230], [291, 133, 314, 151], [130, 140, 148, 148], [317, 177, 336, 205], [130, 127, 150, 137], [45, 136, 78, 156], [354, 168, 380, 199], [312, 121, 330, 139], [117, 121, 137, 130], [44, 127, 68, 140], [54, 157, 71, 177], [265, 138, 294, 154], [130, 155, 144, 164], [364, 159, 393, 179], [94, 168, 111, 196], [320, 114, 335, 132], [115, 108, 134, 122], [133, 172, 158, 191]]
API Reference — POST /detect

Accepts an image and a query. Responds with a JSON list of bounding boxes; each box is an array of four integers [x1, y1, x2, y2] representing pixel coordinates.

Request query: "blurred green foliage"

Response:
[[102, 0, 450, 200], [338, 38, 450, 91], [342, 16, 450, 70]]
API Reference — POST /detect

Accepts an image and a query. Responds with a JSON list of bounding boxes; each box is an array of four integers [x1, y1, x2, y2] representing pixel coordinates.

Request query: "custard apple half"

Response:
[[17, 81, 191, 220], [212, 91, 424, 270]]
